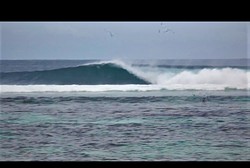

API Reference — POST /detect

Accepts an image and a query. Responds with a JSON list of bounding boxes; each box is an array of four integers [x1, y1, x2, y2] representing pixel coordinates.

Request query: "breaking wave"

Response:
[[0, 61, 149, 85], [0, 60, 249, 91]]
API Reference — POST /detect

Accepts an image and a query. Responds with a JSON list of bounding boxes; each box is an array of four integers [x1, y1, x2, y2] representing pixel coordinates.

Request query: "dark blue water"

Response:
[[0, 59, 249, 161], [1, 59, 249, 73], [1, 63, 149, 85]]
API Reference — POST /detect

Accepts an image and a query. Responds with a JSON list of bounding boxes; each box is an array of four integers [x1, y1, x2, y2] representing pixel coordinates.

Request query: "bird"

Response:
[[164, 28, 175, 34], [164, 28, 171, 33], [158, 23, 175, 34], [105, 29, 114, 38], [160, 22, 166, 26], [108, 31, 114, 37]]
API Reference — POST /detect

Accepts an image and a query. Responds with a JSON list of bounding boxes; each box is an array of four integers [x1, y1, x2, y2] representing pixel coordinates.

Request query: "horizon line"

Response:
[[1, 58, 249, 61]]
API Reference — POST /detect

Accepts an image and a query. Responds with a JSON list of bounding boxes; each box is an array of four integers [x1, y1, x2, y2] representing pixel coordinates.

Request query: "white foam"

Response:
[[0, 83, 249, 93], [83, 60, 249, 88], [0, 84, 161, 93], [164, 68, 249, 89], [1, 60, 249, 92]]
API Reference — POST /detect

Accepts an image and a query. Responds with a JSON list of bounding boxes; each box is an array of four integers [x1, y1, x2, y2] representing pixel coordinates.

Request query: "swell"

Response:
[[0, 63, 150, 85], [0, 60, 249, 90]]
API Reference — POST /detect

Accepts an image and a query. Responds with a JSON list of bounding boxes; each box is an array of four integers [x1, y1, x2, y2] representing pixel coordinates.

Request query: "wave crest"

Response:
[[0, 62, 150, 85], [1, 60, 249, 91]]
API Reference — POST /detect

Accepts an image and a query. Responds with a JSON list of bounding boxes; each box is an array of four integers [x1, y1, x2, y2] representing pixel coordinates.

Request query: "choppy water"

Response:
[[0, 60, 249, 161], [0, 91, 249, 161]]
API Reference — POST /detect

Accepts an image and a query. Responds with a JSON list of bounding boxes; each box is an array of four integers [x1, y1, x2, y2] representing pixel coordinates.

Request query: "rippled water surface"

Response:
[[1, 91, 249, 161]]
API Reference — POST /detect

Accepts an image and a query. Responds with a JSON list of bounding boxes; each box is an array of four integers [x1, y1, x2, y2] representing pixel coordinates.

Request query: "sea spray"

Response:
[[0, 60, 249, 91]]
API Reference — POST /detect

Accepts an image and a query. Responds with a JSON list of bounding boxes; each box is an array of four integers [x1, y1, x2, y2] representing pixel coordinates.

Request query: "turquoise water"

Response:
[[0, 60, 249, 161], [1, 90, 249, 161]]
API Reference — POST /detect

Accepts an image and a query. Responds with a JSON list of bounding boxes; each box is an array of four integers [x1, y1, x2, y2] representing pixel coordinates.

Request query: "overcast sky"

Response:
[[0, 22, 249, 60]]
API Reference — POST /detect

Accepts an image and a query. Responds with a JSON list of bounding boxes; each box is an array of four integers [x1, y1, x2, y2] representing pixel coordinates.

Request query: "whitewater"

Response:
[[1, 59, 249, 161], [1, 60, 249, 92]]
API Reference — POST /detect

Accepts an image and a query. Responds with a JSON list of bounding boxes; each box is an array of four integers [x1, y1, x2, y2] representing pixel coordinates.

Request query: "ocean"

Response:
[[0, 59, 249, 161]]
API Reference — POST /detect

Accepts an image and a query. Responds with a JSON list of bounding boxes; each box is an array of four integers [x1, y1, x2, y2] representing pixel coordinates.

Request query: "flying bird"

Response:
[[164, 28, 175, 34], [105, 29, 114, 38], [158, 23, 175, 34], [160, 22, 166, 26]]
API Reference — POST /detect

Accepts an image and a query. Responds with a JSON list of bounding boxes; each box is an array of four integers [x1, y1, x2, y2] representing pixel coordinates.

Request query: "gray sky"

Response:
[[0, 22, 248, 60]]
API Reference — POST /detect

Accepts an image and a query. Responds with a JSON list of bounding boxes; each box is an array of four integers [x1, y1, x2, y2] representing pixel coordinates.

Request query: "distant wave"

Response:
[[0, 60, 249, 91], [0, 62, 150, 85]]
